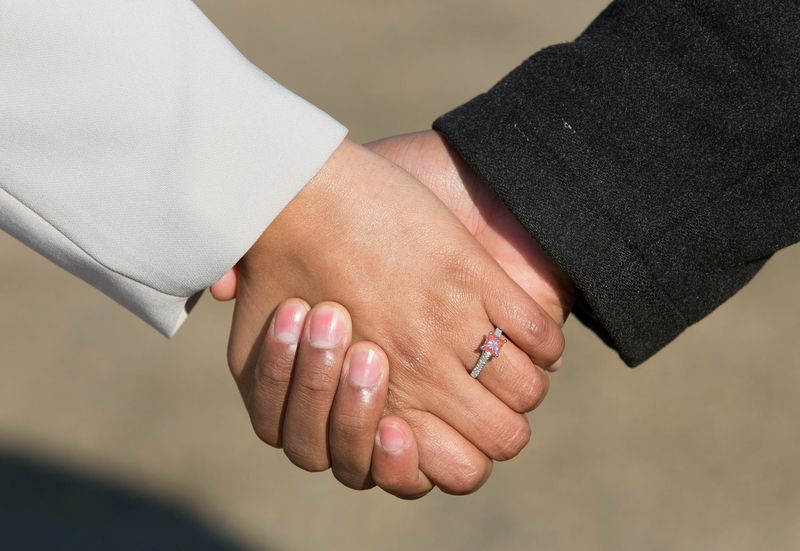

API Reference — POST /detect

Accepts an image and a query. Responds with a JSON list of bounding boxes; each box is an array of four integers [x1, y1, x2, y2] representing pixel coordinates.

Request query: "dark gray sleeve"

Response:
[[434, 0, 800, 366]]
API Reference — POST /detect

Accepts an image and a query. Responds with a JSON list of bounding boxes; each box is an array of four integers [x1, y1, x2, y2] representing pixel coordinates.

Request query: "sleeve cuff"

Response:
[[1, 185, 200, 337], [435, 97, 688, 366], [0, 0, 347, 335]]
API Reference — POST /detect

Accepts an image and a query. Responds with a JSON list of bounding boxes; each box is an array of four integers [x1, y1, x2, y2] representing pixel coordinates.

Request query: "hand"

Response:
[[367, 130, 576, 338], [222, 139, 564, 496], [233, 296, 453, 498], [214, 132, 575, 356], [240, 297, 392, 490], [361, 131, 578, 497], [212, 133, 576, 497]]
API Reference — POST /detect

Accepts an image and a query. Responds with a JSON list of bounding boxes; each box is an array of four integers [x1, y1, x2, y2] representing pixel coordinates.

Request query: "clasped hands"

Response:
[[211, 131, 575, 498]]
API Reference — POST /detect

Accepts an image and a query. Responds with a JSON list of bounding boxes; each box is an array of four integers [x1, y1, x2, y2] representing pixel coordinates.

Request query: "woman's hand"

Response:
[[224, 140, 564, 495]]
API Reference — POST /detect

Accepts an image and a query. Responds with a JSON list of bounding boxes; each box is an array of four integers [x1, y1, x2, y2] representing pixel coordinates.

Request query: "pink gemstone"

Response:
[[480, 333, 505, 357]]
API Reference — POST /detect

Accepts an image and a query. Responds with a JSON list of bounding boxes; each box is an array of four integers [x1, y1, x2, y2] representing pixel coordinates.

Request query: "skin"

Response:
[[215, 131, 574, 333], [211, 135, 575, 498], [248, 297, 391, 490], [366, 130, 575, 327], [364, 131, 577, 496], [221, 139, 565, 497]]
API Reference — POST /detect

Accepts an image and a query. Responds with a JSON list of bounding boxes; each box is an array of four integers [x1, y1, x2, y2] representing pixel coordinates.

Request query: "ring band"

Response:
[[470, 328, 506, 378]]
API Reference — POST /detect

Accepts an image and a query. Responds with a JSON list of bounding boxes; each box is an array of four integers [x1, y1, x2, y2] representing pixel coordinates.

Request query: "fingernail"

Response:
[[377, 423, 405, 454], [549, 358, 563, 373], [347, 348, 382, 388], [308, 305, 346, 349], [274, 301, 307, 344]]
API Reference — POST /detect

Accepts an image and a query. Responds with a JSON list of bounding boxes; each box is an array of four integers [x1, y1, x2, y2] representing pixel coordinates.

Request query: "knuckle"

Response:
[[331, 411, 369, 443], [525, 310, 565, 362], [490, 416, 532, 461], [543, 319, 566, 357], [293, 368, 339, 402], [508, 370, 548, 413], [525, 309, 550, 343], [507, 378, 539, 413], [552, 328, 566, 359], [441, 458, 492, 495], [529, 370, 550, 410], [332, 466, 372, 491], [434, 249, 483, 293], [393, 488, 433, 501], [418, 295, 453, 337], [253, 361, 292, 394], [283, 445, 330, 473]]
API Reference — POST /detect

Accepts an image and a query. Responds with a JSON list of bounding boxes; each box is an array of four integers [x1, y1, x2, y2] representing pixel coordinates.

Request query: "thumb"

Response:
[[210, 266, 238, 301]]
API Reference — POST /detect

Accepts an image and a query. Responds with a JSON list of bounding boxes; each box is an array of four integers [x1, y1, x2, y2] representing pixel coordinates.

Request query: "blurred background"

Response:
[[1, 1, 799, 549]]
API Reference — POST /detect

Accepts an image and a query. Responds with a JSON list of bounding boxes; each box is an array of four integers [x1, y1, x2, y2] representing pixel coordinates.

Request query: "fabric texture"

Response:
[[0, 0, 347, 335], [435, 0, 800, 366]]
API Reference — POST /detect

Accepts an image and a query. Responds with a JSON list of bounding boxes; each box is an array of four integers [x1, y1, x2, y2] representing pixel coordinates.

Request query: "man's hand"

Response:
[[239, 297, 393, 491]]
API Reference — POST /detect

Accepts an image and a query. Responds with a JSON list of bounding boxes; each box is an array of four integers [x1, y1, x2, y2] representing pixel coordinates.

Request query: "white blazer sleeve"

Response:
[[0, 0, 347, 336]]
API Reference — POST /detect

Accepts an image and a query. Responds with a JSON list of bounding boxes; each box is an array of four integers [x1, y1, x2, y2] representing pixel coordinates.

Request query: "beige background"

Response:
[[1, 1, 798, 549]]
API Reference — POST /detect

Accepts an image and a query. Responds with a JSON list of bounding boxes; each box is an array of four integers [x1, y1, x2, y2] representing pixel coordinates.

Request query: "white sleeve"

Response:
[[0, 0, 347, 336]]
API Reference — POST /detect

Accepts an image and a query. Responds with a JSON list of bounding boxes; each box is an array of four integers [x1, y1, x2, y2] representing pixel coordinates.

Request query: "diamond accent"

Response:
[[480, 331, 505, 358]]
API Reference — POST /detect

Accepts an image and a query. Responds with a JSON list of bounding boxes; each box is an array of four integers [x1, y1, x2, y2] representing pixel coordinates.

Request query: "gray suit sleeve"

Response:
[[0, 0, 347, 336]]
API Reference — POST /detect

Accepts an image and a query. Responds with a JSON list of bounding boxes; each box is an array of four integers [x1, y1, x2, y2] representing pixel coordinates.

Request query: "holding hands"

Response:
[[213, 136, 575, 498], [7, 0, 786, 512]]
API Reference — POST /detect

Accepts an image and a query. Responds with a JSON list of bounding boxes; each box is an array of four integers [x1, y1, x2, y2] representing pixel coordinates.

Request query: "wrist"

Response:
[[433, 132, 578, 318]]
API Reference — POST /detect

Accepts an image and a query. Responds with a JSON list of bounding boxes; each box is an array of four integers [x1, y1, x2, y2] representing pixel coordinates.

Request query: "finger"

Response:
[[282, 302, 352, 472], [547, 357, 563, 373], [423, 365, 533, 462], [459, 329, 550, 413], [484, 280, 565, 368], [210, 267, 238, 301], [371, 416, 433, 499], [402, 410, 493, 495], [247, 298, 309, 447], [329, 343, 389, 490]]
